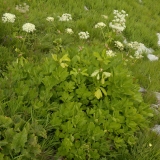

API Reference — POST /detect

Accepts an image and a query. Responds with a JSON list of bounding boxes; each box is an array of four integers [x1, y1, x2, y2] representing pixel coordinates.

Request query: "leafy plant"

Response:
[[0, 115, 47, 160], [0, 49, 153, 159]]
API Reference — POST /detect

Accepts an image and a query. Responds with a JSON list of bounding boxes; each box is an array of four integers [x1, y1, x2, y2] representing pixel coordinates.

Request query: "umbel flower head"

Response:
[[46, 17, 54, 22], [109, 10, 128, 33], [22, 23, 36, 33], [15, 3, 29, 13], [59, 13, 72, 21], [65, 28, 74, 34], [2, 13, 16, 23], [78, 31, 89, 39], [95, 22, 106, 29]]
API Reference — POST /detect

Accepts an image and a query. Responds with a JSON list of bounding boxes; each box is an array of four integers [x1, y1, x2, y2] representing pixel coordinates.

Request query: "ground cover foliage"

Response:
[[1, 0, 160, 159]]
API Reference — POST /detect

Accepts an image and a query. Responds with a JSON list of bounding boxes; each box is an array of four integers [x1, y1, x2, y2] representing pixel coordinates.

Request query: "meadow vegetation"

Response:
[[0, 0, 160, 159]]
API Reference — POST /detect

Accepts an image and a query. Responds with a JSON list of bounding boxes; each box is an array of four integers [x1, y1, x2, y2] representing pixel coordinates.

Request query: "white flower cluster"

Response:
[[106, 50, 116, 57], [65, 28, 74, 34], [46, 17, 54, 22], [78, 31, 89, 39], [127, 41, 141, 50], [15, 3, 29, 13], [134, 52, 144, 59], [2, 13, 16, 23], [59, 13, 72, 21], [114, 41, 124, 50], [126, 41, 158, 60], [95, 22, 106, 29], [22, 23, 36, 33], [109, 10, 128, 33]]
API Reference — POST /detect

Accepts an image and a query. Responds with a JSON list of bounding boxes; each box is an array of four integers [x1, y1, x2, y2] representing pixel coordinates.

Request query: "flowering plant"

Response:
[[109, 10, 128, 33], [95, 22, 106, 29], [2, 13, 16, 23], [15, 3, 29, 13], [46, 17, 54, 22], [78, 31, 89, 39], [22, 23, 36, 33], [65, 28, 74, 34], [59, 13, 72, 21]]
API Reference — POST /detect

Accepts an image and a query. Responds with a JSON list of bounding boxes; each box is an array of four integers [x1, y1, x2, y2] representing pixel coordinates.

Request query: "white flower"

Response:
[[15, 3, 29, 13], [22, 23, 36, 33], [2, 13, 16, 23], [114, 41, 124, 50], [95, 22, 106, 29], [109, 10, 128, 33], [46, 17, 54, 22], [78, 31, 89, 39], [65, 28, 74, 34], [106, 50, 116, 57], [134, 52, 143, 59], [59, 13, 72, 21]]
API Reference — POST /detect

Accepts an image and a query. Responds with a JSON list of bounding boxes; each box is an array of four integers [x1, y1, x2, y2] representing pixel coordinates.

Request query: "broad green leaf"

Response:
[[100, 87, 107, 96], [60, 54, 70, 63], [95, 89, 102, 99], [109, 122, 121, 130], [52, 54, 58, 61], [0, 115, 12, 128], [31, 123, 47, 139], [11, 128, 27, 153], [102, 72, 111, 78], [91, 70, 99, 77], [93, 52, 103, 61]]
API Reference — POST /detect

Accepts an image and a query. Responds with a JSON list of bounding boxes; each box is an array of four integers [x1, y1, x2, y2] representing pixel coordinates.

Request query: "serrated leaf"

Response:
[[60, 54, 70, 62], [94, 89, 102, 99], [93, 52, 103, 61], [0, 115, 12, 128], [31, 123, 47, 139], [11, 128, 28, 153]]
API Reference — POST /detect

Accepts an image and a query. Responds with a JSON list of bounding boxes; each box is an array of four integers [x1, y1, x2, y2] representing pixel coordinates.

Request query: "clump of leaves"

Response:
[[0, 115, 47, 160], [0, 45, 16, 76], [0, 49, 153, 159]]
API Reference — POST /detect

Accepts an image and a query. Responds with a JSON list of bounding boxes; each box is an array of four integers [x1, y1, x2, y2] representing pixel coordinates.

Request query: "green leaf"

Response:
[[60, 54, 70, 63], [52, 54, 58, 61], [91, 70, 99, 77], [93, 52, 103, 61], [11, 128, 28, 153], [95, 89, 102, 99], [31, 123, 47, 139], [109, 122, 121, 130], [100, 87, 107, 96], [0, 115, 12, 128]]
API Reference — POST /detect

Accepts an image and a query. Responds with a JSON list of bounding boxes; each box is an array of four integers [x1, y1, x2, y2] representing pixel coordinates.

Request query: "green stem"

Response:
[[21, 32, 28, 51]]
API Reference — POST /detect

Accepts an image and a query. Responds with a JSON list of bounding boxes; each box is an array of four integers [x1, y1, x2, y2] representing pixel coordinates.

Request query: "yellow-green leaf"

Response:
[[100, 87, 107, 96], [94, 89, 102, 99], [52, 54, 58, 61]]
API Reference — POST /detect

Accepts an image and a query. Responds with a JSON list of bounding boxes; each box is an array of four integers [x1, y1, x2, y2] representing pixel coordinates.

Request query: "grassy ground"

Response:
[[1, 0, 160, 159]]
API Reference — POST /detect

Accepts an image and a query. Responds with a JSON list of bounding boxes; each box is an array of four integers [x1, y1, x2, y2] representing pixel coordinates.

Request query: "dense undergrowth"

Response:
[[1, 0, 160, 159]]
